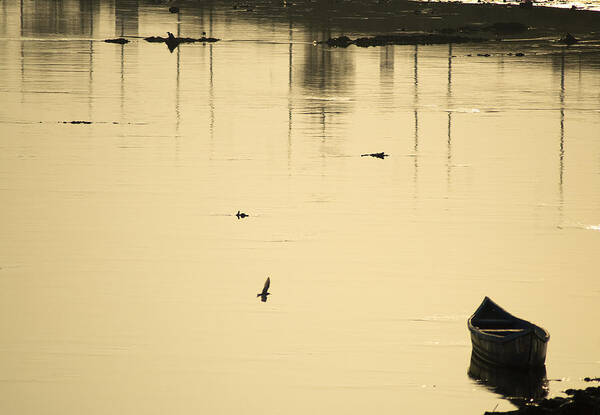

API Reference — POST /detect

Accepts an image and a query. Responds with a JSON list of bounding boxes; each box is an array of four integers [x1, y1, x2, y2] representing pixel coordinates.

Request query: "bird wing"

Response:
[[263, 277, 270, 293]]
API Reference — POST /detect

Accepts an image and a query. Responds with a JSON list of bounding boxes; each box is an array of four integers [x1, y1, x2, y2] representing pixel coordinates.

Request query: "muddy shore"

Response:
[[485, 385, 600, 414]]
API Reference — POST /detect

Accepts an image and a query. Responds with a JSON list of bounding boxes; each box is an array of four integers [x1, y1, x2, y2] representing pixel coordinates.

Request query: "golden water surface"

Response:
[[1, 1, 599, 414]]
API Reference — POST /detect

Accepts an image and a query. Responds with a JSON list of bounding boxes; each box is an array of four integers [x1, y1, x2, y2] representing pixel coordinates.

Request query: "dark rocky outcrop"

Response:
[[485, 386, 600, 415], [144, 32, 220, 52], [144, 36, 167, 43], [104, 38, 129, 44], [323, 34, 487, 48], [144, 33, 220, 43]]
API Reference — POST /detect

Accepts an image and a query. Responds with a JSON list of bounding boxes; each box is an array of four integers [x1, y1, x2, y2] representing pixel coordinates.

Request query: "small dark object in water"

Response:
[[63, 121, 92, 124], [257, 277, 271, 302], [560, 33, 578, 45], [199, 36, 219, 43], [584, 377, 600, 382], [515, 52, 525, 56], [236, 210, 249, 219], [477, 53, 491, 57], [361, 152, 389, 159], [169, 6, 179, 13], [104, 38, 129, 44]]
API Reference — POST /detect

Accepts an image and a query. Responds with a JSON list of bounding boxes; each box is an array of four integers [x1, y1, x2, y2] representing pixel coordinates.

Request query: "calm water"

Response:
[[1, 1, 600, 414]]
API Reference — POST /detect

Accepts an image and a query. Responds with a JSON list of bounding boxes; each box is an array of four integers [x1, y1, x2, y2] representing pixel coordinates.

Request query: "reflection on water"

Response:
[[20, 0, 99, 37], [468, 353, 548, 402], [1, 1, 600, 415], [116, 0, 139, 37]]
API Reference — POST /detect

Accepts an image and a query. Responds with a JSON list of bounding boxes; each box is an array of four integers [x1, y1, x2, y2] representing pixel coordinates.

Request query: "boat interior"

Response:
[[472, 319, 528, 336], [472, 311, 529, 336], [470, 297, 549, 342]]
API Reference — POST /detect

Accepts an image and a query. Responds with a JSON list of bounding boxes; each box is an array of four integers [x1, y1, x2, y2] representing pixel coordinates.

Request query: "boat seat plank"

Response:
[[481, 329, 525, 333]]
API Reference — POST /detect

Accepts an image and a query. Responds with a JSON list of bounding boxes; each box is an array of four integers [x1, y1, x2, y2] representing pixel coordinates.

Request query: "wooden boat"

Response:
[[468, 297, 550, 368]]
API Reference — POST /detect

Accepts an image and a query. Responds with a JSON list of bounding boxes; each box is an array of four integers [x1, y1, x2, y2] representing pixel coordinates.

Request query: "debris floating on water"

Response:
[[104, 38, 129, 44], [59, 121, 142, 125]]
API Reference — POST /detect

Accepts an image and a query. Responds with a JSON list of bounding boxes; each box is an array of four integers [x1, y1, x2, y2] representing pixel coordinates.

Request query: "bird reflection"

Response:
[[257, 277, 271, 302], [468, 353, 548, 404]]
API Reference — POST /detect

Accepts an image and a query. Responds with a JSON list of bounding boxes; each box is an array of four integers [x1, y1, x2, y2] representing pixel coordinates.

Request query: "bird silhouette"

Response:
[[257, 277, 270, 302], [361, 152, 389, 159], [165, 32, 180, 52], [236, 210, 249, 219]]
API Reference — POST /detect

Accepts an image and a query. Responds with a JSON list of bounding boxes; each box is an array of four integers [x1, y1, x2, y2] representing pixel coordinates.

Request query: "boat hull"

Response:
[[468, 297, 550, 369], [470, 328, 548, 368]]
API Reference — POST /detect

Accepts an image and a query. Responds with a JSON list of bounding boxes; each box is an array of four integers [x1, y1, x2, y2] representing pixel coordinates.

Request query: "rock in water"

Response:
[[104, 38, 129, 44]]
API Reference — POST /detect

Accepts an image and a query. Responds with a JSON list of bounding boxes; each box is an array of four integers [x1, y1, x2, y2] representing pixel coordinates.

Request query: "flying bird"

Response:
[[257, 277, 270, 302], [236, 210, 249, 219], [361, 152, 389, 159]]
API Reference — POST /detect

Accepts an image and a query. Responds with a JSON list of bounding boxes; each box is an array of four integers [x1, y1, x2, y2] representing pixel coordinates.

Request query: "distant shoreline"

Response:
[[230, 0, 600, 40], [411, 0, 600, 13]]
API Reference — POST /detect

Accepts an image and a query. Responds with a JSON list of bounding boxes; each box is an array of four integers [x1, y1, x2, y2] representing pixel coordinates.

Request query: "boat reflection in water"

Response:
[[468, 353, 549, 404]]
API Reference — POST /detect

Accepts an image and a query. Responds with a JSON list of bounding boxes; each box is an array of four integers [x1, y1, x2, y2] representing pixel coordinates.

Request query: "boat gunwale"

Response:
[[467, 297, 550, 344]]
